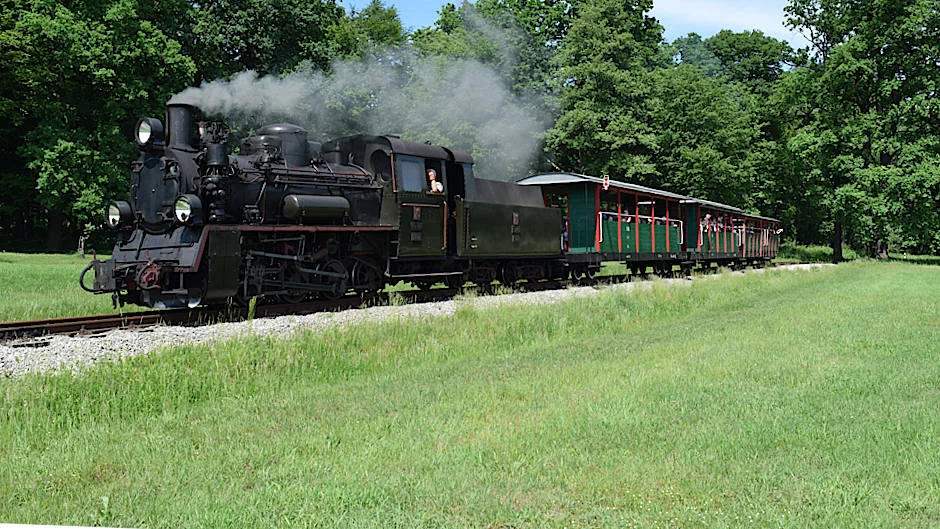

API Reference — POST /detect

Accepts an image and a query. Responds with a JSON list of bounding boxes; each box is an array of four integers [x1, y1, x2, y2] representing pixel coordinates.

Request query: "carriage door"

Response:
[[396, 155, 446, 258]]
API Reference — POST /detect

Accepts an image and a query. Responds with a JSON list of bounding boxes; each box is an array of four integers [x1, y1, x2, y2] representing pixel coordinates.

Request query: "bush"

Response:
[[777, 242, 859, 262]]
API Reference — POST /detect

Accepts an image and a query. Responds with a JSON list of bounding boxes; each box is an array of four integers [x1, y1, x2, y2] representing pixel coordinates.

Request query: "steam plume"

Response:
[[170, 48, 548, 179]]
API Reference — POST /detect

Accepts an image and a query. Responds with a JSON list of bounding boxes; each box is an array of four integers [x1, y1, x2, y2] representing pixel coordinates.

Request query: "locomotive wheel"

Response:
[[577, 267, 595, 282], [234, 261, 266, 307], [278, 265, 309, 304], [350, 259, 382, 297], [500, 265, 520, 286], [318, 259, 348, 300], [233, 288, 256, 308], [445, 275, 465, 289]]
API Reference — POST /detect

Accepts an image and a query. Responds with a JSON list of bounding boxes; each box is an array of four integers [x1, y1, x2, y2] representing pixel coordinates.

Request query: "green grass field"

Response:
[[0, 252, 141, 322], [2, 261, 938, 528]]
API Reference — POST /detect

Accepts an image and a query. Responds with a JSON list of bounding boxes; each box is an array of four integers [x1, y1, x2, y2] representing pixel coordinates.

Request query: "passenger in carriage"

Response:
[[700, 213, 712, 251], [701, 213, 712, 229]]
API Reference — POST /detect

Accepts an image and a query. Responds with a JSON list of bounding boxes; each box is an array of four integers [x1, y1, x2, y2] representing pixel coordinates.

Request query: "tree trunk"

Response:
[[831, 222, 843, 263], [45, 208, 64, 251], [875, 239, 888, 259]]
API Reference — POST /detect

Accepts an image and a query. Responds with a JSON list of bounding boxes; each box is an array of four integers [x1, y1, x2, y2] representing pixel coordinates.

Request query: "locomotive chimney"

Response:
[[166, 103, 197, 150]]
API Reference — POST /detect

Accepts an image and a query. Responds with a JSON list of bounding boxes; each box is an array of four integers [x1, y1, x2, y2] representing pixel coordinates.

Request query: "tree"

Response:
[[0, 0, 195, 250], [411, 3, 508, 66], [705, 30, 794, 94], [784, 0, 940, 258], [189, 0, 344, 81], [668, 33, 722, 77], [649, 65, 762, 206], [472, 0, 572, 99], [413, 0, 571, 101], [330, 0, 407, 59], [545, 0, 665, 181]]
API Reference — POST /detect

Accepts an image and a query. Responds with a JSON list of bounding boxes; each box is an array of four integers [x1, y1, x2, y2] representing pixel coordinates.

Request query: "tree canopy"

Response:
[[0, 0, 937, 258]]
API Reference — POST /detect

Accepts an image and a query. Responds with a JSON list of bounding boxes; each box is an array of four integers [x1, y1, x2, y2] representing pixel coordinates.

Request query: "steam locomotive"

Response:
[[81, 104, 565, 308], [82, 104, 780, 309]]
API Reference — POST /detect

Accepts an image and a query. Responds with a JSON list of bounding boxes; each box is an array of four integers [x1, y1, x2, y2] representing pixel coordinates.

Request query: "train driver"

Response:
[[427, 169, 444, 193]]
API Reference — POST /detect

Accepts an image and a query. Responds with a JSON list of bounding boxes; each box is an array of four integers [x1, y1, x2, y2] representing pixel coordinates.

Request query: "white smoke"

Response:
[[169, 46, 548, 179]]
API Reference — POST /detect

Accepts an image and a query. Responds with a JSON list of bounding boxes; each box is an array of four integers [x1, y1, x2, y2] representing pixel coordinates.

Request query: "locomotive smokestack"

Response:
[[166, 103, 197, 150]]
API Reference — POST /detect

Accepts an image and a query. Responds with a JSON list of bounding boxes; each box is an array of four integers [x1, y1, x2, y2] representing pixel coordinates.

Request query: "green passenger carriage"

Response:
[[516, 173, 780, 277]]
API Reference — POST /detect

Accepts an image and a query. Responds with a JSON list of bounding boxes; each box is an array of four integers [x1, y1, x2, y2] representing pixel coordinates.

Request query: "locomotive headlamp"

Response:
[[106, 200, 133, 229], [135, 117, 164, 147], [174, 194, 203, 225]]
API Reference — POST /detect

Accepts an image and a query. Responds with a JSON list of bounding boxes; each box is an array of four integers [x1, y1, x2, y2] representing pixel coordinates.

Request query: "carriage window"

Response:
[[397, 156, 425, 192], [654, 198, 667, 224], [638, 197, 653, 222]]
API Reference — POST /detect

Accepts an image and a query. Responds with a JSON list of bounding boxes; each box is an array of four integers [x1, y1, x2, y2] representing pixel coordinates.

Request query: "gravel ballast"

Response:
[[0, 264, 829, 378]]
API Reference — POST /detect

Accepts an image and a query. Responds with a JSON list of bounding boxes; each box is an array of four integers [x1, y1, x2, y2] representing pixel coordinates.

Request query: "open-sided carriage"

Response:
[[517, 172, 780, 278]]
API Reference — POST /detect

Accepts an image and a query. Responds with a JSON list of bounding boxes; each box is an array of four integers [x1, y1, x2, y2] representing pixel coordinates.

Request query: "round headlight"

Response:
[[107, 203, 122, 227], [173, 194, 203, 225], [135, 117, 164, 147], [106, 200, 133, 230], [137, 120, 152, 144], [174, 196, 192, 223]]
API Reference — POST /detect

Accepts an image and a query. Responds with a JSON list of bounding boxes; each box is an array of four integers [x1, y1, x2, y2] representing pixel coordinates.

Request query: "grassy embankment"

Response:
[[2, 261, 938, 527]]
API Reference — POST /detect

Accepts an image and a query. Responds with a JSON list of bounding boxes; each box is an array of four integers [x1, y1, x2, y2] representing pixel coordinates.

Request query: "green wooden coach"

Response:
[[516, 173, 780, 277]]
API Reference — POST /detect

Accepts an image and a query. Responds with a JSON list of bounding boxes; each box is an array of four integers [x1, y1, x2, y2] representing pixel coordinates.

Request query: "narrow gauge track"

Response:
[[2, 261, 801, 345]]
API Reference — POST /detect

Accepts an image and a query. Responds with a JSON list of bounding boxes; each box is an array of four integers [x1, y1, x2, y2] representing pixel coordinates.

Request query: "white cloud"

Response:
[[651, 0, 811, 48]]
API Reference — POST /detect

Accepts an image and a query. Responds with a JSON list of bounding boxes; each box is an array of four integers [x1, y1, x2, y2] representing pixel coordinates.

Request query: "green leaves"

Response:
[[190, 0, 343, 80], [0, 0, 194, 248], [546, 0, 662, 177], [330, 0, 406, 59], [781, 0, 940, 255]]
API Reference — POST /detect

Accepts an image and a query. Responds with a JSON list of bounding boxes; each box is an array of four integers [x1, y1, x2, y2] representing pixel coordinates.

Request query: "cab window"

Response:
[[397, 156, 425, 192]]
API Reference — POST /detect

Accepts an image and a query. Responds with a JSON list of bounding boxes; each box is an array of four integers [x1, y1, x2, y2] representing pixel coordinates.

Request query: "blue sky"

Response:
[[339, 0, 811, 49]]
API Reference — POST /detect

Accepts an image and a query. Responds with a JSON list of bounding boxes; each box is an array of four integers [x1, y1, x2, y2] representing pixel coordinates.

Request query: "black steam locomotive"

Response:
[[82, 104, 565, 308]]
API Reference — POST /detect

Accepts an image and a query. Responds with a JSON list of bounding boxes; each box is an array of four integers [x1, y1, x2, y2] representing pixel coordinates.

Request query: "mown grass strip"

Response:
[[1, 262, 938, 528]]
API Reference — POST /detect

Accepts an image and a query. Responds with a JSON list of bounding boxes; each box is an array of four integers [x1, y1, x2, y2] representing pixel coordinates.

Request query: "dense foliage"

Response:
[[0, 0, 937, 257]]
